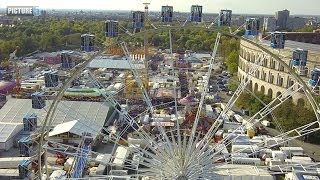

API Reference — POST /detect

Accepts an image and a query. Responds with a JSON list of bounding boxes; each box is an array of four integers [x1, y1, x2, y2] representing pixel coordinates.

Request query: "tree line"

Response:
[[0, 18, 242, 62], [0, 18, 105, 60], [235, 91, 319, 144]]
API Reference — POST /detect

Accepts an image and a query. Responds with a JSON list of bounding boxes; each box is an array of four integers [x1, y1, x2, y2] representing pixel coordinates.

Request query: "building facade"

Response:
[[287, 17, 306, 30], [263, 17, 277, 32], [275, 9, 290, 29], [238, 39, 320, 104]]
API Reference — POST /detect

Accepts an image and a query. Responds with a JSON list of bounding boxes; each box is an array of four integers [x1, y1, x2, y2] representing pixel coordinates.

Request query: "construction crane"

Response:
[[10, 46, 23, 98]]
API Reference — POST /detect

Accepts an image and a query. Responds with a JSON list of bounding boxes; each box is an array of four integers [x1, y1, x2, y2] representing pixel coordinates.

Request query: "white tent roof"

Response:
[[0, 122, 23, 143], [0, 98, 109, 128], [48, 119, 101, 139], [88, 58, 145, 70]]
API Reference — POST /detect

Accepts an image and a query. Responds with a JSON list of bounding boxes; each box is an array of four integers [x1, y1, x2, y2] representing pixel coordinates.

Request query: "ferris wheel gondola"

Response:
[[81, 34, 95, 52], [291, 48, 308, 66], [105, 20, 119, 37], [161, 6, 173, 22], [309, 68, 320, 87], [290, 48, 308, 76], [218, 9, 232, 27], [270, 31, 286, 49], [132, 11, 144, 32], [190, 5, 203, 22], [245, 18, 260, 36]]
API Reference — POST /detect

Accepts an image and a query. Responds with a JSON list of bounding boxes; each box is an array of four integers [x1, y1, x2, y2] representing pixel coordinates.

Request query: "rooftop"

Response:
[[49, 119, 102, 138], [0, 98, 109, 128], [0, 122, 23, 143], [261, 39, 320, 54], [88, 56, 145, 69]]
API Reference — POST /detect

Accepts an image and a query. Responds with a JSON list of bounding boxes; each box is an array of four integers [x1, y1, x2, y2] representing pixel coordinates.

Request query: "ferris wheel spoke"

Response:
[[185, 32, 221, 161], [168, 29, 183, 156], [224, 77, 284, 133], [85, 71, 161, 151], [183, 132, 204, 169], [186, 163, 214, 179], [241, 84, 284, 133], [207, 16, 219, 29], [145, 17, 158, 30], [118, 25, 134, 37], [121, 42, 178, 160], [193, 52, 265, 155], [120, 42, 153, 111], [188, 75, 306, 170], [231, 22, 246, 35], [38, 51, 107, 178], [206, 83, 305, 161], [182, 18, 189, 27], [43, 130, 156, 164], [219, 81, 303, 148]]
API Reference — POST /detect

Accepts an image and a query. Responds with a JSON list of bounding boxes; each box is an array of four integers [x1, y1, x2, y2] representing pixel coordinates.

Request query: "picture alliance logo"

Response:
[[7, 6, 41, 16]]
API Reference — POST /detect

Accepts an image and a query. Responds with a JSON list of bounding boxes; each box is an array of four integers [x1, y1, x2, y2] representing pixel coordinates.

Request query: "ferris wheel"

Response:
[[19, 3, 320, 180]]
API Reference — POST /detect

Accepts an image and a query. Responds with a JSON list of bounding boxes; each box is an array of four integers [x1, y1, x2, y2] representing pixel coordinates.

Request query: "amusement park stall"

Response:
[[0, 81, 16, 94]]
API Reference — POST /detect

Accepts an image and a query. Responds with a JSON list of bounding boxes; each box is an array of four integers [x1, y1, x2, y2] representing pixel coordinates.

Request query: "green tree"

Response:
[[228, 76, 239, 92], [226, 50, 239, 74], [185, 40, 195, 50], [295, 25, 316, 32]]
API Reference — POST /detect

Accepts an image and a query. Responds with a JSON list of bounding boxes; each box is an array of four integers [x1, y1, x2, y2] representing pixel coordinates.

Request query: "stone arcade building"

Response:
[[238, 39, 320, 104]]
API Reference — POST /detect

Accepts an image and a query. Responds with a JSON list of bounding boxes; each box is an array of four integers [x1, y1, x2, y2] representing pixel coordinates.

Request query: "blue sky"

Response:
[[1, 0, 319, 15]]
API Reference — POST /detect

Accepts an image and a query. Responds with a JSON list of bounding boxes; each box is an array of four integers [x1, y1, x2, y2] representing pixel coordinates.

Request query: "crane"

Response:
[[10, 46, 23, 98]]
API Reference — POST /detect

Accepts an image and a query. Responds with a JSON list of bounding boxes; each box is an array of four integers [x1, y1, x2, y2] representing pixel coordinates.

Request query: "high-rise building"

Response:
[[263, 17, 277, 32], [275, 9, 290, 29], [287, 17, 306, 30]]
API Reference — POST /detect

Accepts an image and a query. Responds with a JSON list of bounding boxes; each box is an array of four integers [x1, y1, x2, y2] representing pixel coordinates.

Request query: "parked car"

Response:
[[221, 71, 228, 76], [222, 79, 228, 84], [221, 87, 228, 91]]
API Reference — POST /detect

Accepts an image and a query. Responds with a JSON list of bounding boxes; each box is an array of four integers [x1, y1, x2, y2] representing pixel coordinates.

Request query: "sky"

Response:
[[1, 0, 319, 15]]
